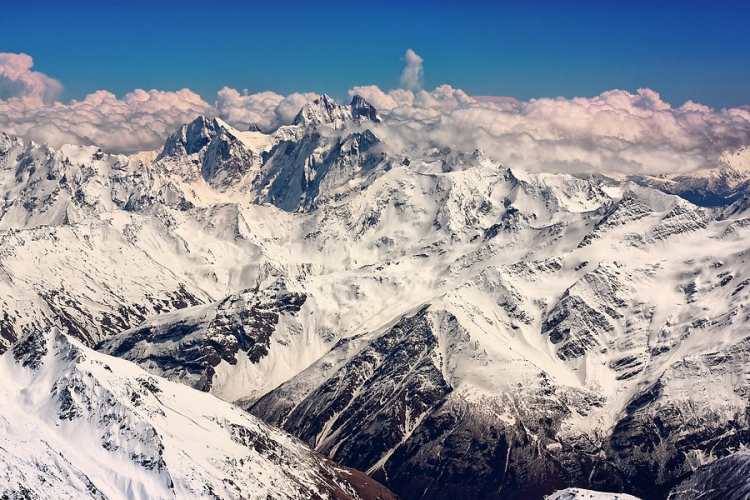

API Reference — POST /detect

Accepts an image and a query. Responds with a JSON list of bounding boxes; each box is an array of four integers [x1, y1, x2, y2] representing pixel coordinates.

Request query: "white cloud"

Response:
[[0, 53, 325, 153], [348, 86, 414, 111], [272, 92, 320, 126], [399, 49, 424, 92], [0, 53, 63, 105], [0, 88, 212, 154], [355, 85, 750, 175], [215, 88, 285, 132]]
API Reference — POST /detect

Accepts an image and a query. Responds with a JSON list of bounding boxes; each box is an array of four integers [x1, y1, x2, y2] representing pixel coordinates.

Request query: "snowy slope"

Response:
[[0, 328, 397, 500], [2, 94, 750, 500], [243, 181, 750, 499], [548, 489, 642, 500]]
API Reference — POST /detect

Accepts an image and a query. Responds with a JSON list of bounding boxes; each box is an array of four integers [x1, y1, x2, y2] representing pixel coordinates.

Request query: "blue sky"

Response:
[[2, 0, 749, 108]]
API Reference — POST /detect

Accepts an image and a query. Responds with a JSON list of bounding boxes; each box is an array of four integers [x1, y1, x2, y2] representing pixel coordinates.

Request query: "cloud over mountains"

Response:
[[0, 53, 63, 105], [1, 51, 749, 175], [354, 83, 750, 174]]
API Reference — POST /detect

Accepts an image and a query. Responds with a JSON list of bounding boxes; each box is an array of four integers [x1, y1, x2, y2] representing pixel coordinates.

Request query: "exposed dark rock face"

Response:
[[251, 297, 750, 500], [158, 116, 260, 190], [11, 329, 48, 369], [252, 306, 616, 500], [649, 203, 711, 241], [160, 116, 218, 158], [542, 263, 628, 361], [667, 450, 750, 500], [261, 128, 386, 212], [254, 307, 452, 471], [605, 338, 750, 500], [98, 282, 307, 392], [578, 191, 653, 247], [350, 95, 382, 123]]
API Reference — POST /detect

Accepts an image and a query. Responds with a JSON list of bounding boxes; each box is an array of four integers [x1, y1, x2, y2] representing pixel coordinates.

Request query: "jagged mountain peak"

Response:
[[350, 94, 382, 123], [154, 115, 267, 192], [293, 94, 381, 129], [0, 130, 14, 149], [158, 115, 230, 159], [293, 94, 339, 127]]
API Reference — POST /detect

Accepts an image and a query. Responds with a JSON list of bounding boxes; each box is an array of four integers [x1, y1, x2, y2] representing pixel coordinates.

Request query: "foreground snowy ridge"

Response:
[[0, 328, 397, 500]]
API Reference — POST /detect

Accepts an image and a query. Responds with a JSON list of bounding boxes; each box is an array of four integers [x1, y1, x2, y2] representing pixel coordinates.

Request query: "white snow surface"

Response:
[[548, 488, 642, 500], [0, 328, 377, 500], [2, 120, 749, 417]]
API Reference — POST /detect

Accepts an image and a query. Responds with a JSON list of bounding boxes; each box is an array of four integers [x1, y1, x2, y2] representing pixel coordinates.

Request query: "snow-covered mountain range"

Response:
[[2, 94, 750, 499]]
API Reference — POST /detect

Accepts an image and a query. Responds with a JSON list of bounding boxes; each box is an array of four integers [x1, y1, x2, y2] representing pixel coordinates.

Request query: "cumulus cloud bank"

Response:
[[1, 52, 749, 174], [0, 54, 319, 154], [0, 87, 212, 154], [350, 85, 750, 175], [214, 88, 318, 132]]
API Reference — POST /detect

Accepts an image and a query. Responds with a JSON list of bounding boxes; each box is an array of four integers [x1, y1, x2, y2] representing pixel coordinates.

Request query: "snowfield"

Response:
[[548, 488, 642, 500], [0, 328, 396, 499]]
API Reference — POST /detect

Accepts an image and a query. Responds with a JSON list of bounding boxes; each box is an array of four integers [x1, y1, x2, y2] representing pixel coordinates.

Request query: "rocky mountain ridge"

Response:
[[1, 94, 750, 499], [0, 328, 398, 499]]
